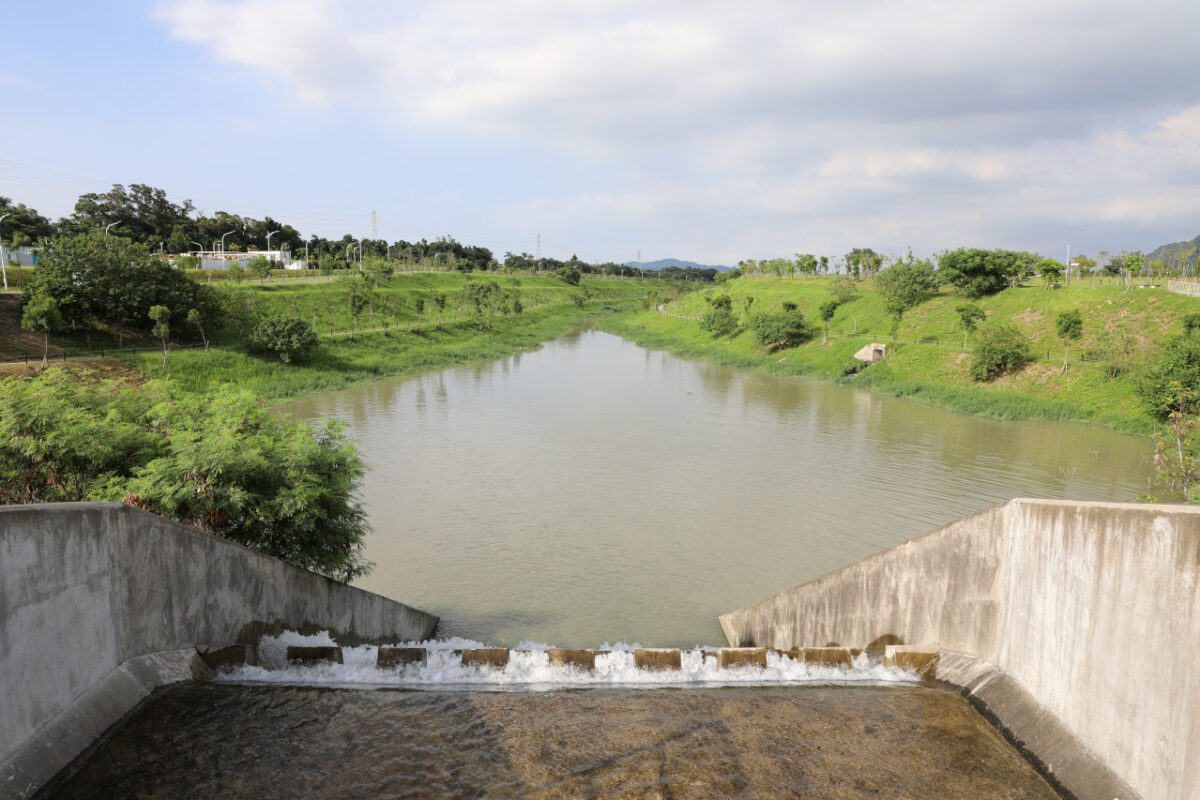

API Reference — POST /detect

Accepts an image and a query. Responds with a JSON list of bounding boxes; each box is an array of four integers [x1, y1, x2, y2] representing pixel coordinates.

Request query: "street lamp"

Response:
[[356, 239, 363, 270], [220, 230, 236, 253], [104, 222, 119, 236], [265, 229, 280, 255], [0, 213, 10, 291]]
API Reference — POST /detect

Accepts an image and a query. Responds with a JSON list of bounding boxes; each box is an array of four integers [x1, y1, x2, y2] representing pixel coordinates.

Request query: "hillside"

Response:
[[1148, 233, 1200, 261], [599, 275, 1198, 434], [623, 258, 732, 272]]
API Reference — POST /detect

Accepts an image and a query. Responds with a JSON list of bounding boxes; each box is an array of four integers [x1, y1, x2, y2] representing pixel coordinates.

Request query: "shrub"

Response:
[[249, 315, 320, 363], [0, 371, 371, 581], [749, 309, 816, 351], [699, 307, 738, 336], [969, 323, 1031, 381], [1139, 335, 1200, 420]]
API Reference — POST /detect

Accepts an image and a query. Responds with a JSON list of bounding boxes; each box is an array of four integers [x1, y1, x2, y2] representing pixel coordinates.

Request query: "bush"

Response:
[[749, 309, 816, 351], [249, 316, 320, 363], [969, 323, 1031, 381], [556, 267, 581, 286], [0, 370, 370, 581], [699, 307, 738, 336], [1138, 335, 1200, 420]]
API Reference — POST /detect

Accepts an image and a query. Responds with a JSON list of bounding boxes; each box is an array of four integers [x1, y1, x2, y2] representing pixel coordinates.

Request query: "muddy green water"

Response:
[[46, 684, 1062, 800], [278, 329, 1154, 647]]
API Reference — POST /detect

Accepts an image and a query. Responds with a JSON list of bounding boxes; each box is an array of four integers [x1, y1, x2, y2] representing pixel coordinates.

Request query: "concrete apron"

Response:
[[0, 502, 439, 800]]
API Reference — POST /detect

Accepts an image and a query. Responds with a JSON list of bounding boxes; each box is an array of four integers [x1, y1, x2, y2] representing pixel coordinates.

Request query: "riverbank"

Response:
[[124, 298, 640, 404], [597, 277, 1186, 436]]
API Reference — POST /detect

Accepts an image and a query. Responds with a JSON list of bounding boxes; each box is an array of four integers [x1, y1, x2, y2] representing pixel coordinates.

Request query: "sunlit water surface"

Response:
[[278, 329, 1154, 647]]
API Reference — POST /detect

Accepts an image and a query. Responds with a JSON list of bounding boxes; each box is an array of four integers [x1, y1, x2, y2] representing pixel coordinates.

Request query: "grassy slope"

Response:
[[600, 276, 1193, 435], [122, 272, 666, 403]]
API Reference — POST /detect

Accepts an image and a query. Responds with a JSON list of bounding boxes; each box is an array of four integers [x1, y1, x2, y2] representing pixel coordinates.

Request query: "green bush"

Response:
[[249, 315, 320, 363], [969, 323, 1031, 381], [699, 307, 738, 336], [0, 370, 370, 581], [748, 309, 817, 351], [1138, 335, 1200, 420]]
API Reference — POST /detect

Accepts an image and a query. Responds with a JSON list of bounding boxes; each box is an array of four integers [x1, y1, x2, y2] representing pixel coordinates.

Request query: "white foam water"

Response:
[[215, 631, 922, 689]]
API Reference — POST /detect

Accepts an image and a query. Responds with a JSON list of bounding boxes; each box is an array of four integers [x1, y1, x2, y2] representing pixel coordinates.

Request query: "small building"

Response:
[[174, 249, 293, 270], [853, 342, 887, 363], [0, 245, 43, 266]]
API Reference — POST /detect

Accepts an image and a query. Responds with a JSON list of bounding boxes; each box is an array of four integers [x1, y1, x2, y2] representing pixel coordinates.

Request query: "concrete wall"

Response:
[[718, 499, 1200, 800], [0, 502, 438, 800]]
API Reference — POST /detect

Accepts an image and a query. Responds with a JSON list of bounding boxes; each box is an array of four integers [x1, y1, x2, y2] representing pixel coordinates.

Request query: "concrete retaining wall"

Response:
[[718, 499, 1200, 800], [0, 502, 438, 800]]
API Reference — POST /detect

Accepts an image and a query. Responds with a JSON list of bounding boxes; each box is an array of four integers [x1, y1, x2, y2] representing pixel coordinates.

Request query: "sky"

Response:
[[2, 0, 1199, 265]]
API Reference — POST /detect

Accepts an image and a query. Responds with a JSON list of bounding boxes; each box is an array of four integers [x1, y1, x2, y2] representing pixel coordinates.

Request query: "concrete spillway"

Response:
[[719, 498, 1200, 800], [0, 502, 438, 800]]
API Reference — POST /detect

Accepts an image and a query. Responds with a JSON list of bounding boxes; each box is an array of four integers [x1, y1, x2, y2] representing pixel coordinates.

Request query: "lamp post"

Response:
[[0, 213, 9, 291], [104, 222, 119, 236], [356, 239, 363, 270], [220, 230, 236, 253], [265, 229, 280, 260]]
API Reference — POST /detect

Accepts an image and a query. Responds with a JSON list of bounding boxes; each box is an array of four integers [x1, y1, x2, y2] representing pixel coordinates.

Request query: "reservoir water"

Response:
[[277, 329, 1155, 647]]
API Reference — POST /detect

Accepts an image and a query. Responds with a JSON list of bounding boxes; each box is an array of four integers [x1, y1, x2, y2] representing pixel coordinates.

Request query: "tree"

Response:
[[874, 253, 938, 336], [247, 255, 273, 283], [844, 248, 883, 279], [938, 249, 1038, 297], [828, 276, 859, 305], [0, 372, 371, 581], [432, 291, 448, 329], [249, 316, 320, 363], [969, 323, 1031, 381], [748, 308, 816, 351], [556, 267, 581, 286], [149, 305, 171, 364], [1036, 258, 1063, 288], [1152, 389, 1200, 501], [187, 308, 209, 352], [818, 299, 838, 345], [1138, 335, 1200, 420], [1055, 310, 1083, 374], [27, 232, 220, 346], [954, 303, 987, 351], [226, 262, 245, 284], [21, 294, 61, 367], [347, 281, 369, 335]]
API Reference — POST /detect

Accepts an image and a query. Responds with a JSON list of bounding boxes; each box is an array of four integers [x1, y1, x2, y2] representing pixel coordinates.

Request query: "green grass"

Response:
[[126, 298, 643, 403], [600, 275, 1191, 435]]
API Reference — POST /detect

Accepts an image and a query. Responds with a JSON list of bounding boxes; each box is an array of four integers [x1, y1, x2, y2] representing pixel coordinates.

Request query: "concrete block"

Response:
[[286, 646, 343, 665], [718, 647, 767, 669], [770, 648, 803, 662], [197, 644, 257, 669], [803, 647, 852, 667], [461, 648, 510, 668], [546, 649, 595, 671], [885, 645, 938, 678], [634, 648, 681, 671], [377, 647, 427, 668]]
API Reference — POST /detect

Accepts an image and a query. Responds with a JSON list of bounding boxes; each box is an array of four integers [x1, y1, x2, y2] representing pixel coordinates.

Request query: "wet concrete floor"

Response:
[[45, 683, 1063, 799]]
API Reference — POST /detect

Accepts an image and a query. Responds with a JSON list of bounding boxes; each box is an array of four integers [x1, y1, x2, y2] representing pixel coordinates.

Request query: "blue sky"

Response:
[[4, 1, 1200, 265]]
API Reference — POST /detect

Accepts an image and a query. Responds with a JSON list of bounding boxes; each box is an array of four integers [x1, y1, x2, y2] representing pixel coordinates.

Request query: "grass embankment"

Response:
[[600, 276, 1194, 435], [127, 298, 638, 403]]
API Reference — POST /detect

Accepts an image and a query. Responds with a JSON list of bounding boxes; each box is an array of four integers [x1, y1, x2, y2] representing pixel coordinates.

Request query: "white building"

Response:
[[174, 249, 293, 270]]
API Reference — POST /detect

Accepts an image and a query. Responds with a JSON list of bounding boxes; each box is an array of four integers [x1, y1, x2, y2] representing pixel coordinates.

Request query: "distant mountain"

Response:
[[1148, 233, 1200, 261], [622, 258, 733, 272]]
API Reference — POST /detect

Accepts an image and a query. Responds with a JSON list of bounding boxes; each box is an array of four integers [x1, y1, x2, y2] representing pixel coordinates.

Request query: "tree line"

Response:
[[1, 187, 718, 281]]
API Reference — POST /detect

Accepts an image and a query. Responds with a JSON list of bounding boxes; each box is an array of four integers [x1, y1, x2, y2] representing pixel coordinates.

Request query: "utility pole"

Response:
[[370, 211, 378, 241], [536, 234, 541, 260], [1065, 244, 1071, 287], [0, 213, 10, 291]]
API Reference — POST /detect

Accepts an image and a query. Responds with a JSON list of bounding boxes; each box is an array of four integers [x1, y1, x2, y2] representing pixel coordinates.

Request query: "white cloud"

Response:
[[153, 0, 1200, 258]]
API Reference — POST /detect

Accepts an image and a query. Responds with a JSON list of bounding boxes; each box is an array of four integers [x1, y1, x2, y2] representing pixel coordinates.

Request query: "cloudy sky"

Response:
[[3, 1, 1199, 264]]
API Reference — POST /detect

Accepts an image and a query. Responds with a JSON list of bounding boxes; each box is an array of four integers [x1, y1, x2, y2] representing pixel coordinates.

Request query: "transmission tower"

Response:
[[370, 211, 378, 240]]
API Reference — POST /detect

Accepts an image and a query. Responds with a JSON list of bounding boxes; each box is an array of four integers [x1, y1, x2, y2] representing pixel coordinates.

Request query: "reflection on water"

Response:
[[47, 684, 1063, 800], [278, 330, 1154, 646]]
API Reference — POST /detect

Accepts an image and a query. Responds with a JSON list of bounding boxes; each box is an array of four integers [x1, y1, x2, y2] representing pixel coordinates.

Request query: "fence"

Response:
[[1168, 279, 1200, 297]]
